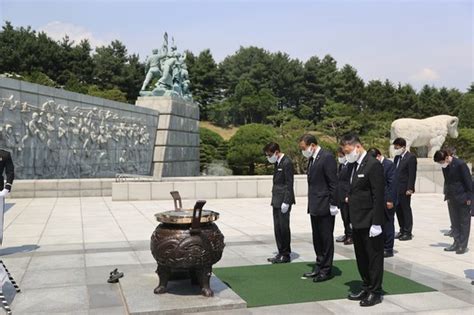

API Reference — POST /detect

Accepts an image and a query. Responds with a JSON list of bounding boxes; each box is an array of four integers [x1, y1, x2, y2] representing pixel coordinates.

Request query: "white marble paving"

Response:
[[0, 193, 472, 314]]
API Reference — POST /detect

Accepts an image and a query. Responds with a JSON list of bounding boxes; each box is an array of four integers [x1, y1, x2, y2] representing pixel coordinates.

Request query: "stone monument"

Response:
[[0, 78, 159, 179], [389, 115, 466, 194], [136, 33, 199, 178], [389, 115, 459, 158]]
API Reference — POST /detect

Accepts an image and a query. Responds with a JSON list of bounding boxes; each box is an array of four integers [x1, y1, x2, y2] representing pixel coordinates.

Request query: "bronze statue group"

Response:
[[263, 133, 472, 307]]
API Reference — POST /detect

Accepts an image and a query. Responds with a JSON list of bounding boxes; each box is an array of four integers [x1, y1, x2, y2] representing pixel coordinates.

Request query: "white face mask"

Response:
[[267, 153, 278, 164], [345, 147, 359, 163], [338, 156, 347, 164], [440, 162, 449, 168], [393, 148, 404, 156], [302, 146, 313, 158]]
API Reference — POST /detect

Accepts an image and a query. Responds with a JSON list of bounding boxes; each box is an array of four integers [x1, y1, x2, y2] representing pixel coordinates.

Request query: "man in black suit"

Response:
[[336, 147, 353, 245], [434, 149, 472, 254], [341, 134, 386, 307], [392, 138, 417, 241], [368, 148, 396, 258], [263, 142, 296, 264], [0, 149, 14, 195], [299, 134, 338, 282]]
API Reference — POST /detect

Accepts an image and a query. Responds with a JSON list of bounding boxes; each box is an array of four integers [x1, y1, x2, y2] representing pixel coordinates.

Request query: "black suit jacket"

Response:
[[307, 148, 338, 216], [382, 158, 396, 203], [348, 153, 386, 229], [336, 162, 352, 208], [271, 155, 296, 207], [0, 149, 14, 191], [393, 151, 417, 195], [442, 157, 472, 204]]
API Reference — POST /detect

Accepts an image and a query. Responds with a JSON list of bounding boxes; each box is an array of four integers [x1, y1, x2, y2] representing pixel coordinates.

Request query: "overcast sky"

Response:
[[1, 0, 472, 91]]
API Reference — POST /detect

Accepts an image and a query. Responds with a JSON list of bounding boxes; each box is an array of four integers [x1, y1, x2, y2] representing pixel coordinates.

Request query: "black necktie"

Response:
[[350, 162, 358, 184], [308, 157, 314, 174], [397, 154, 405, 168]]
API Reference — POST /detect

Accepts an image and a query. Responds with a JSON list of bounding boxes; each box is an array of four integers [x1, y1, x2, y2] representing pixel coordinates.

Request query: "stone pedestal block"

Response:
[[136, 96, 200, 178]]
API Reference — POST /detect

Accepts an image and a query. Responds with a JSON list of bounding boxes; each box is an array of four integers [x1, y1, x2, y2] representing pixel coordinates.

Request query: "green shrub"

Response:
[[227, 124, 276, 175], [199, 127, 225, 172]]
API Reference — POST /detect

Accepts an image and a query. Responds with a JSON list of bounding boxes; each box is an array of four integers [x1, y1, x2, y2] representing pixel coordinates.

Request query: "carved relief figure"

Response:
[[0, 95, 155, 179]]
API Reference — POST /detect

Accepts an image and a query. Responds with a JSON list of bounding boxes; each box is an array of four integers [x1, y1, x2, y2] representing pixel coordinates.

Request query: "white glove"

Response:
[[281, 203, 290, 214], [369, 225, 382, 237], [329, 205, 339, 216], [0, 189, 9, 198]]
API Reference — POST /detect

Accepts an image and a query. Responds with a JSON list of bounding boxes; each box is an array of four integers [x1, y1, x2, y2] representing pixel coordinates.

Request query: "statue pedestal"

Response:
[[136, 96, 200, 178], [414, 158, 445, 193]]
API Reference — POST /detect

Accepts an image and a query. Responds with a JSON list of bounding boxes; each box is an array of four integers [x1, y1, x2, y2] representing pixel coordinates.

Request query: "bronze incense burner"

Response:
[[150, 191, 225, 297]]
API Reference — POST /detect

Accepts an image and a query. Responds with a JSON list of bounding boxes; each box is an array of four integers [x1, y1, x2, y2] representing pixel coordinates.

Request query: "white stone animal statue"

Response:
[[389, 115, 459, 158]]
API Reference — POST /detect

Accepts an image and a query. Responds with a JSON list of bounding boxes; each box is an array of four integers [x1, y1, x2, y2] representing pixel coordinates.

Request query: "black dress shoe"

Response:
[[384, 250, 394, 258], [273, 255, 291, 264], [348, 290, 368, 301], [267, 254, 281, 263], [313, 273, 333, 282], [303, 269, 319, 278], [456, 247, 468, 254], [444, 230, 453, 237], [336, 235, 347, 242], [395, 232, 403, 239], [444, 244, 458, 252], [399, 234, 412, 241], [344, 237, 353, 245], [360, 293, 382, 307]]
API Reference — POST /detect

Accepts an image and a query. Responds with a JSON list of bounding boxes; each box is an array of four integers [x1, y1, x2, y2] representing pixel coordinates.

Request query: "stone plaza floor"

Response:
[[1, 193, 473, 314]]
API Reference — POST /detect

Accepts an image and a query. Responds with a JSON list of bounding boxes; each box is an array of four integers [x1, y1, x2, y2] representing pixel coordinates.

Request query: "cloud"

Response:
[[39, 21, 107, 48], [410, 67, 440, 82]]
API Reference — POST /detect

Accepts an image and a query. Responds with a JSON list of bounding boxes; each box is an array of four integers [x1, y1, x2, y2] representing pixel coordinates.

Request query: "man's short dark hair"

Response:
[[442, 146, 456, 157], [367, 147, 382, 158], [339, 133, 361, 146], [263, 142, 280, 154], [393, 137, 406, 147], [433, 150, 448, 163], [336, 146, 344, 155], [299, 134, 318, 145]]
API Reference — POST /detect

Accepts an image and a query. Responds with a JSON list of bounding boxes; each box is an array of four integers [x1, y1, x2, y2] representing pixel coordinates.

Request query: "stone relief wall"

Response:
[[0, 79, 159, 179]]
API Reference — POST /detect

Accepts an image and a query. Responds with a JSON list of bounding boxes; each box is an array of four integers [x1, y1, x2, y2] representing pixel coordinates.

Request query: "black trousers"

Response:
[[340, 203, 352, 237], [383, 207, 396, 252], [310, 214, 335, 275], [352, 228, 384, 294], [273, 207, 291, 256], [396, 194, 413, 235], [447, 200, 471, 249]]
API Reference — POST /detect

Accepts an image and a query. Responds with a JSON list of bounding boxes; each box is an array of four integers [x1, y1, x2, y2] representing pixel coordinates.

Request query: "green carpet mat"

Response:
[[213, 260, 435, 307]]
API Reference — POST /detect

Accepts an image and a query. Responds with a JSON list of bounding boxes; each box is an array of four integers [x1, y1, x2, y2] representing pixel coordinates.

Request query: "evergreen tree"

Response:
[[301, 56, 325, 121], [334, 64, 365, 109], [186, 49, 220, 119], [416, 85, 448, 117]]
